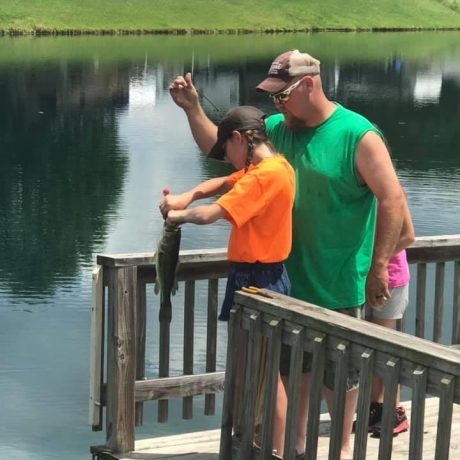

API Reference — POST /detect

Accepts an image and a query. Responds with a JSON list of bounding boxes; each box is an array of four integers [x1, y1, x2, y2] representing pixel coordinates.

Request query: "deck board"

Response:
[[105, 398, 460, 459]]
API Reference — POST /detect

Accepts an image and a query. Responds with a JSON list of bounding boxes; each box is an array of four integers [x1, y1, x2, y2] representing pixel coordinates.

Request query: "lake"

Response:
[[0, 32, 459, 460]]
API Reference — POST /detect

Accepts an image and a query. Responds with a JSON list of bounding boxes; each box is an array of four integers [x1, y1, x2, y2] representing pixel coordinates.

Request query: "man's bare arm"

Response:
[[169, 72, 218, 154], [393, 197, 415, 254], [356, 131, 405, 307]]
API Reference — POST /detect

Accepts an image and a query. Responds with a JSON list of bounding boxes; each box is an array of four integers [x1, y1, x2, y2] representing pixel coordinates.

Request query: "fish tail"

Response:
[[159, 298, 172, 323]]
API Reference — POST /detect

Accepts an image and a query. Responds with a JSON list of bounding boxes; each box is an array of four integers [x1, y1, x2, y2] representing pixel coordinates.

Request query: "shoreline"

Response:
[[2, 27, 460, 37]]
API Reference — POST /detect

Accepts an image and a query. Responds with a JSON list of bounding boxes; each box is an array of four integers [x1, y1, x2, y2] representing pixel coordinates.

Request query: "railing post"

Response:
[[378, 357, 400, 459], [283, 327, 305, 460], [416, 263, 427, 338], [135, 278, 147, 426], [259, 319, 282, 459], [434, 374, 455, 460], [409, 366, 427, 460], [240, 312, 262, 459], [433, 262, 445, 343], [183, 280, 196, 419], [89, 265, 105, 431], [305, 333, 326, 460], [219, 308, 241, 460], [452, 261, 460, 344], [106, 266, 137, 453], [328, 342, 351, 460], [205, 278, 219, 415], [353, 349, 375, 460]]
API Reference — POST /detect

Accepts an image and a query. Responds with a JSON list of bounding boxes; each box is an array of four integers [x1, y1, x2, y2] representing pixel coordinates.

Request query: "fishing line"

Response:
[[200, 93, 225, 116]]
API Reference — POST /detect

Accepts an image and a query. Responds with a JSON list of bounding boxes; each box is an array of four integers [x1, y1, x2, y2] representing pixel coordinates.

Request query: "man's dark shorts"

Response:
[[219, 261, 290, 321], [279, 306, 363, 391]]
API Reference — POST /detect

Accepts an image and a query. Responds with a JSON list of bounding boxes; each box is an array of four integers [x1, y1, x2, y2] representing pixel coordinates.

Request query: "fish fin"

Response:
[[171, 280, 179, 296], [153, 249, 160, 295], [171, 262, 180, 296]]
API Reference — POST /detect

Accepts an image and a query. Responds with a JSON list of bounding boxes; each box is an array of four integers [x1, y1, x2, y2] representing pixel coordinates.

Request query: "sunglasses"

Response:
[[269, 78, 304, 104]]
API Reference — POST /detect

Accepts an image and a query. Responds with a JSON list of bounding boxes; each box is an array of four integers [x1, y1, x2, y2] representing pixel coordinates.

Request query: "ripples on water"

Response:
[[398, 166, 460, 235]]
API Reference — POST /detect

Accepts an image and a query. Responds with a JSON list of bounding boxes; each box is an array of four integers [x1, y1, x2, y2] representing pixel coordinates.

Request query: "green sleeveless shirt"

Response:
[[265, 104, 379, 309]]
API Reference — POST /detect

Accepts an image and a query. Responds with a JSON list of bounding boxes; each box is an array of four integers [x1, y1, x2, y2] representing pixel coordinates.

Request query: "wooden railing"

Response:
[[220, 288, 460, 460], [405, 235, 460, 343], [89, 248, 229, 452], [89, 235, 460, 455]]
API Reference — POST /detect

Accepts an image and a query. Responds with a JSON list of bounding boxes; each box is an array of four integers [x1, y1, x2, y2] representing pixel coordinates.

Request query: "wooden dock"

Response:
[[97, 398, 460, 460], [90, 236, 460, 460]]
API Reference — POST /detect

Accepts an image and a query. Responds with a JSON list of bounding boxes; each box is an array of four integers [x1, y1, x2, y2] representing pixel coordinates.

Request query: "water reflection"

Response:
[[0, 62, 129, 302], [0, 33, 459, 460]]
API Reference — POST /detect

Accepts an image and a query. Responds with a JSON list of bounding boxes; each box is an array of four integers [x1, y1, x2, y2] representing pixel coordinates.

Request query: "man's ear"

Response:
[[303, 75, 315, 92]]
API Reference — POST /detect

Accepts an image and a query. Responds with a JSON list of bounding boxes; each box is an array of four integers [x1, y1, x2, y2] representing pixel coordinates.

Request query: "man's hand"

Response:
[[365, 264, 391, 308], [169, 72, 199, 112]]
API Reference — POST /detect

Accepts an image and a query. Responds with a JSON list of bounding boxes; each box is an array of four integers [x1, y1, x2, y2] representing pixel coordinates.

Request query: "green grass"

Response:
[[0, 0, 460, 34]]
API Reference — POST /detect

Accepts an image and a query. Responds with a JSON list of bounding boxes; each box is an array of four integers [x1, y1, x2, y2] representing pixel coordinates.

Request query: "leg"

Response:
[[295, 373, 311, 455], [324, 386, 358, 460], [273, 372, 311, 457], [368, 317, 398, 404], [365, 285, 409, 436], [272, 375, 288, 456]]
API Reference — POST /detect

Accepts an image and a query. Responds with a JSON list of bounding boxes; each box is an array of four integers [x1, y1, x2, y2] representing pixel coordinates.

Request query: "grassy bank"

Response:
[[1, 0, 460, 35]]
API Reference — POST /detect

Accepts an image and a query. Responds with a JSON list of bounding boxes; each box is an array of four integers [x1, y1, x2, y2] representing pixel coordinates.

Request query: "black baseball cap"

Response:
[[208, 106, 266, 161]]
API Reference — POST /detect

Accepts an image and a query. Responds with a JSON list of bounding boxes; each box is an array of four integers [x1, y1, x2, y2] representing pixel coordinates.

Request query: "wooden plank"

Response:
[[409, 366, 427, 460], [96, 236, 460, 267], [378, 356, 400, 460], [105, 266, 137, 453], [219, 308, 240, 460], [137, 264, 229, 284], [283, 327, 305, 460], [89, 265, 104, 430], [183, 280, 195, 420], [92, 396, 460, 460], [435, 374, 455, 460], [205, 278, 219, 416], [135, 279, 147, 427], [305, 333, 326, 460], [416, 263, 427, 339], [239, 312, 262, 460], [260, 319, 282, 460], [328, 342, 350, 460], [97, 248, 228, 268], [407, 235, 460, 263], [353, 349, 375, 460], [433, 262, 445, 343], [452, 261, 460, 344], [134, 372, 225, 401]]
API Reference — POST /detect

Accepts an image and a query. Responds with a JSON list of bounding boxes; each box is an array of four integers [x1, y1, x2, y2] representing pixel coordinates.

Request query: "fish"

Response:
[[153, 222, 181, 323]]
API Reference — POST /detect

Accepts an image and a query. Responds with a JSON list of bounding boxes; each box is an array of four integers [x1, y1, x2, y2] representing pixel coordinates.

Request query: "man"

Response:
[[168, 49, 406, 460]]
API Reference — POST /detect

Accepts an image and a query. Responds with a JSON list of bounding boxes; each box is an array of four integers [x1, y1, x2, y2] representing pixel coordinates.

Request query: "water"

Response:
[[0, 32, 459, 459]]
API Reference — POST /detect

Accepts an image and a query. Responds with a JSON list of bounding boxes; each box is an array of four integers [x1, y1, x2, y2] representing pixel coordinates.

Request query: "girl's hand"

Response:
[[166, 210, 185, 226], [159, 193, 191, 218]]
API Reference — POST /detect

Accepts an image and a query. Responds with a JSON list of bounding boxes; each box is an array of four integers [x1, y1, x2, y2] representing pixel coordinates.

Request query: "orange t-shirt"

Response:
[[216, 155, 295, 263]]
